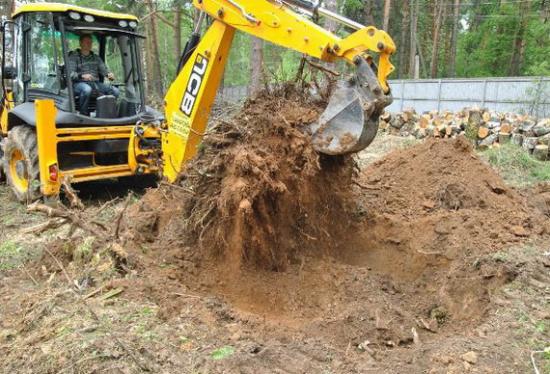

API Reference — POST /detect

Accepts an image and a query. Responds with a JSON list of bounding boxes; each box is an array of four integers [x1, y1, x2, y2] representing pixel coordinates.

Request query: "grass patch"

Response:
[[0, 240, 24, 270], [480, 144, 550, 187]]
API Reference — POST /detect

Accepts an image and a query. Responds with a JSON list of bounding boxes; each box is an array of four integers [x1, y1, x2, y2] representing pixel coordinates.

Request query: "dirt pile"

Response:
[[128, 86, 357, 270], [353, 136, 549, 261]]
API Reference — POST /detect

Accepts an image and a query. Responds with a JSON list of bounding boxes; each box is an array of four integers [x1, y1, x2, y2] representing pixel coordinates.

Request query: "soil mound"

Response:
[[353, 136, 548, 262], [128, 86, 356, 270]]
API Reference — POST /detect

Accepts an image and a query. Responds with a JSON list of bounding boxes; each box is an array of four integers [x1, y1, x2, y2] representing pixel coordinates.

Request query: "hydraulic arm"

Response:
[[160, 0, 396, 182]]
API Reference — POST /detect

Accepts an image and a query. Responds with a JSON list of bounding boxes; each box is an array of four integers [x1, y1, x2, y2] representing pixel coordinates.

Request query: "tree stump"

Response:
[[511, 133, 523, 146], [522, 137, 538, 153], [533, 145, 549, 161]]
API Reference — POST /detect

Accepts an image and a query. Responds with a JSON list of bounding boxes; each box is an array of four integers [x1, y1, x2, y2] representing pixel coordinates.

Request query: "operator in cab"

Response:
[[68, 34, 119, 116]]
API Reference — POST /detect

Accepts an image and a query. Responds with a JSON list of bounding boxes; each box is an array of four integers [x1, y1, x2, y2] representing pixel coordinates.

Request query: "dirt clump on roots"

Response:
[[127, 86, 357, 271]]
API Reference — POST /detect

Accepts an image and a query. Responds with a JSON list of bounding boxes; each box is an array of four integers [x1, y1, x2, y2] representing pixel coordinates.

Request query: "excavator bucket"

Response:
[[310, 57, 393, 155]]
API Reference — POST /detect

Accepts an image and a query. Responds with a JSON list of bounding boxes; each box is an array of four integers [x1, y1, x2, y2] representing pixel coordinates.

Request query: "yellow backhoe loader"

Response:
[[0, 1, 395, 202]]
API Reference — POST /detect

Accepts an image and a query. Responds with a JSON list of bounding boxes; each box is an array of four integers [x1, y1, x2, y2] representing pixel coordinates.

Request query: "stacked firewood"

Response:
[[379, 108, 550, 161]]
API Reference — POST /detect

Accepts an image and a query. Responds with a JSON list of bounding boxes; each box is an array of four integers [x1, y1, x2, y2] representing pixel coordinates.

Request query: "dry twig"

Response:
[[62, 177, 85, 210]]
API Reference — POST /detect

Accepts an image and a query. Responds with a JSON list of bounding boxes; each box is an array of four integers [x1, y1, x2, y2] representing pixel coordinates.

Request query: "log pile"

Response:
[[379, 108, 550, 161]]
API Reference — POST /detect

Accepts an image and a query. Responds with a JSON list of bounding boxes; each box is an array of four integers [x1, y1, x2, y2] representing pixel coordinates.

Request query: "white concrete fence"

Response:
[[219, 76, 550, 118]]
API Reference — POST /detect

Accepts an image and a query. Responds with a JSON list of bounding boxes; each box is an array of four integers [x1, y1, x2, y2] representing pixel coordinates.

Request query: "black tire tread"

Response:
[[3, 125, 41, 202]]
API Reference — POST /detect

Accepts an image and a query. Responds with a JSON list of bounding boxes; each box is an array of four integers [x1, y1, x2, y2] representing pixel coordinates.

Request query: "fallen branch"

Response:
[[62, 177, 84, 210], [114, 194, 133, 239], [20, 218, 68, 235], [27, 202, 105, 238]]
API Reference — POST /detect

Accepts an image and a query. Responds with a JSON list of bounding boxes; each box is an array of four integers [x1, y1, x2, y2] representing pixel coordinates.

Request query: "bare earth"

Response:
[[0, 94, 549, 374]]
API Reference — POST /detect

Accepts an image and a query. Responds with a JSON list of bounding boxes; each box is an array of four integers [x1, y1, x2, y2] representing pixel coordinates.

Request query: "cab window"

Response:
[[25, 12, 60, 94]]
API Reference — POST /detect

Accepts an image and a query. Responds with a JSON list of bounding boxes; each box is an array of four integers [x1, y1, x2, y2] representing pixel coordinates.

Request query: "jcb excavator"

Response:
[[0, 1, 395, 202]]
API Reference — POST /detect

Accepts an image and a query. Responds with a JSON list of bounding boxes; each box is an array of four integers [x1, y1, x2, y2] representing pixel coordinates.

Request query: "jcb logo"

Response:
[[180, 55, 208, 116]]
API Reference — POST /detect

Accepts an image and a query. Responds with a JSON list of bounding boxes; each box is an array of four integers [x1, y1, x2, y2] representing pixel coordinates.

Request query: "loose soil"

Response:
[[1, 89, 549, 373]]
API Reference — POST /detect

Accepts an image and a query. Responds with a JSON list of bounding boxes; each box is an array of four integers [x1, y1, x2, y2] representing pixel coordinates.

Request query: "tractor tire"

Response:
[[3, 125, 41, 202], [0, 140, 5, 182]]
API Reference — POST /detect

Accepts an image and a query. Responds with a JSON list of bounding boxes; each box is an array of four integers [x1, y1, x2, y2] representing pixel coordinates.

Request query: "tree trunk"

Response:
[[398, 3, 410, 78], [363, 1, 375, 26], [324, 0, 338, 33], [508, 1, 532, 76], [448, 0, 461, 77], [382, 0, 392, 31], [144, 0, 164, 98], [409, 0, 419, 77], [249, 37, 264, 97], [144, 19, 154, 97], [174, 4, 182, 61], [541, 0, 549, 23], [430, 0, 444, 78]]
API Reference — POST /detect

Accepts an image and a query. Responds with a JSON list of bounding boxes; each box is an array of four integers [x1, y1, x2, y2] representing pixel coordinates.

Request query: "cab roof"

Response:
[[12, 2, 138, 21]]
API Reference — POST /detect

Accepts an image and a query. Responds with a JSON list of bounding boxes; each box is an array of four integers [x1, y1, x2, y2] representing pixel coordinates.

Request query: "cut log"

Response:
[[533, 145, 549, 161], [401, 108, 416, 122], [390, 116, 405, 129], [500, 122, 512, 134], [417, 127, 427, 139], [522, 137, 539, 153], [511, 133, 523, 146], [478, 134, 497, 149], [419, 114, 431, 129], [498, 132, 511, 144], [482, 111, 491, 123], [538, 133, 550, 146], [487, 121, 500, 130], [380, 112, 391, 122], [468, 109, 483, 126], [533, 123, 550, 137], [478, 126, 490, 139], [426, 125, 435, 137], [521, 120, 536, 136]]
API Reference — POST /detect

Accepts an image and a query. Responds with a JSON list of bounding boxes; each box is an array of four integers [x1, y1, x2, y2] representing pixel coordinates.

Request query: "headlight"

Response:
[[83, 14, 95, 22], [69, 12, 81, 20], [118, 20, 128, 27], [129, 21, 138, 28]]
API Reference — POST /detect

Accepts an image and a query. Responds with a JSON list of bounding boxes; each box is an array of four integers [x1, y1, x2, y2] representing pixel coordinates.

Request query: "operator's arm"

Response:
[[97, 57, 112, 80], [67, 52, 80, 81]]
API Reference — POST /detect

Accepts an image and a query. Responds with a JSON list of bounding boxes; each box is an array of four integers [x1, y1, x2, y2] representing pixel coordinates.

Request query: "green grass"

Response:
[[480, 144, 550, 187], [0, 240, 24, 270]]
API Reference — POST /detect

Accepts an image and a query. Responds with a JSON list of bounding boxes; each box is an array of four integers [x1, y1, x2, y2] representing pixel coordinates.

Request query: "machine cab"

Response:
[[4, 4, 147, 125]]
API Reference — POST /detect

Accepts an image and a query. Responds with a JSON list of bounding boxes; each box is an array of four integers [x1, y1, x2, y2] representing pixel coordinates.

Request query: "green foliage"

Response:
[[481, 144, 550, 187], [456, 2, 549, 78], [42, 0, 550, 90], [0, 240, 27, 270], [210, 346, 235, 360]]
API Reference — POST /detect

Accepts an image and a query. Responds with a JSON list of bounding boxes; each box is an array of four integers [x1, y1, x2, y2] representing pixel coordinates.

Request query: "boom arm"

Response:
[[195, 0, 395, 92], [161, 0, 396, 182]]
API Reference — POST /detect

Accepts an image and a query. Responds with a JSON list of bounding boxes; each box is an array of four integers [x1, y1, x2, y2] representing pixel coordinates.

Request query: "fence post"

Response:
[[437, 79, 442, 111], [400, 80, 405, 111], [481, 79, 487, 108]]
